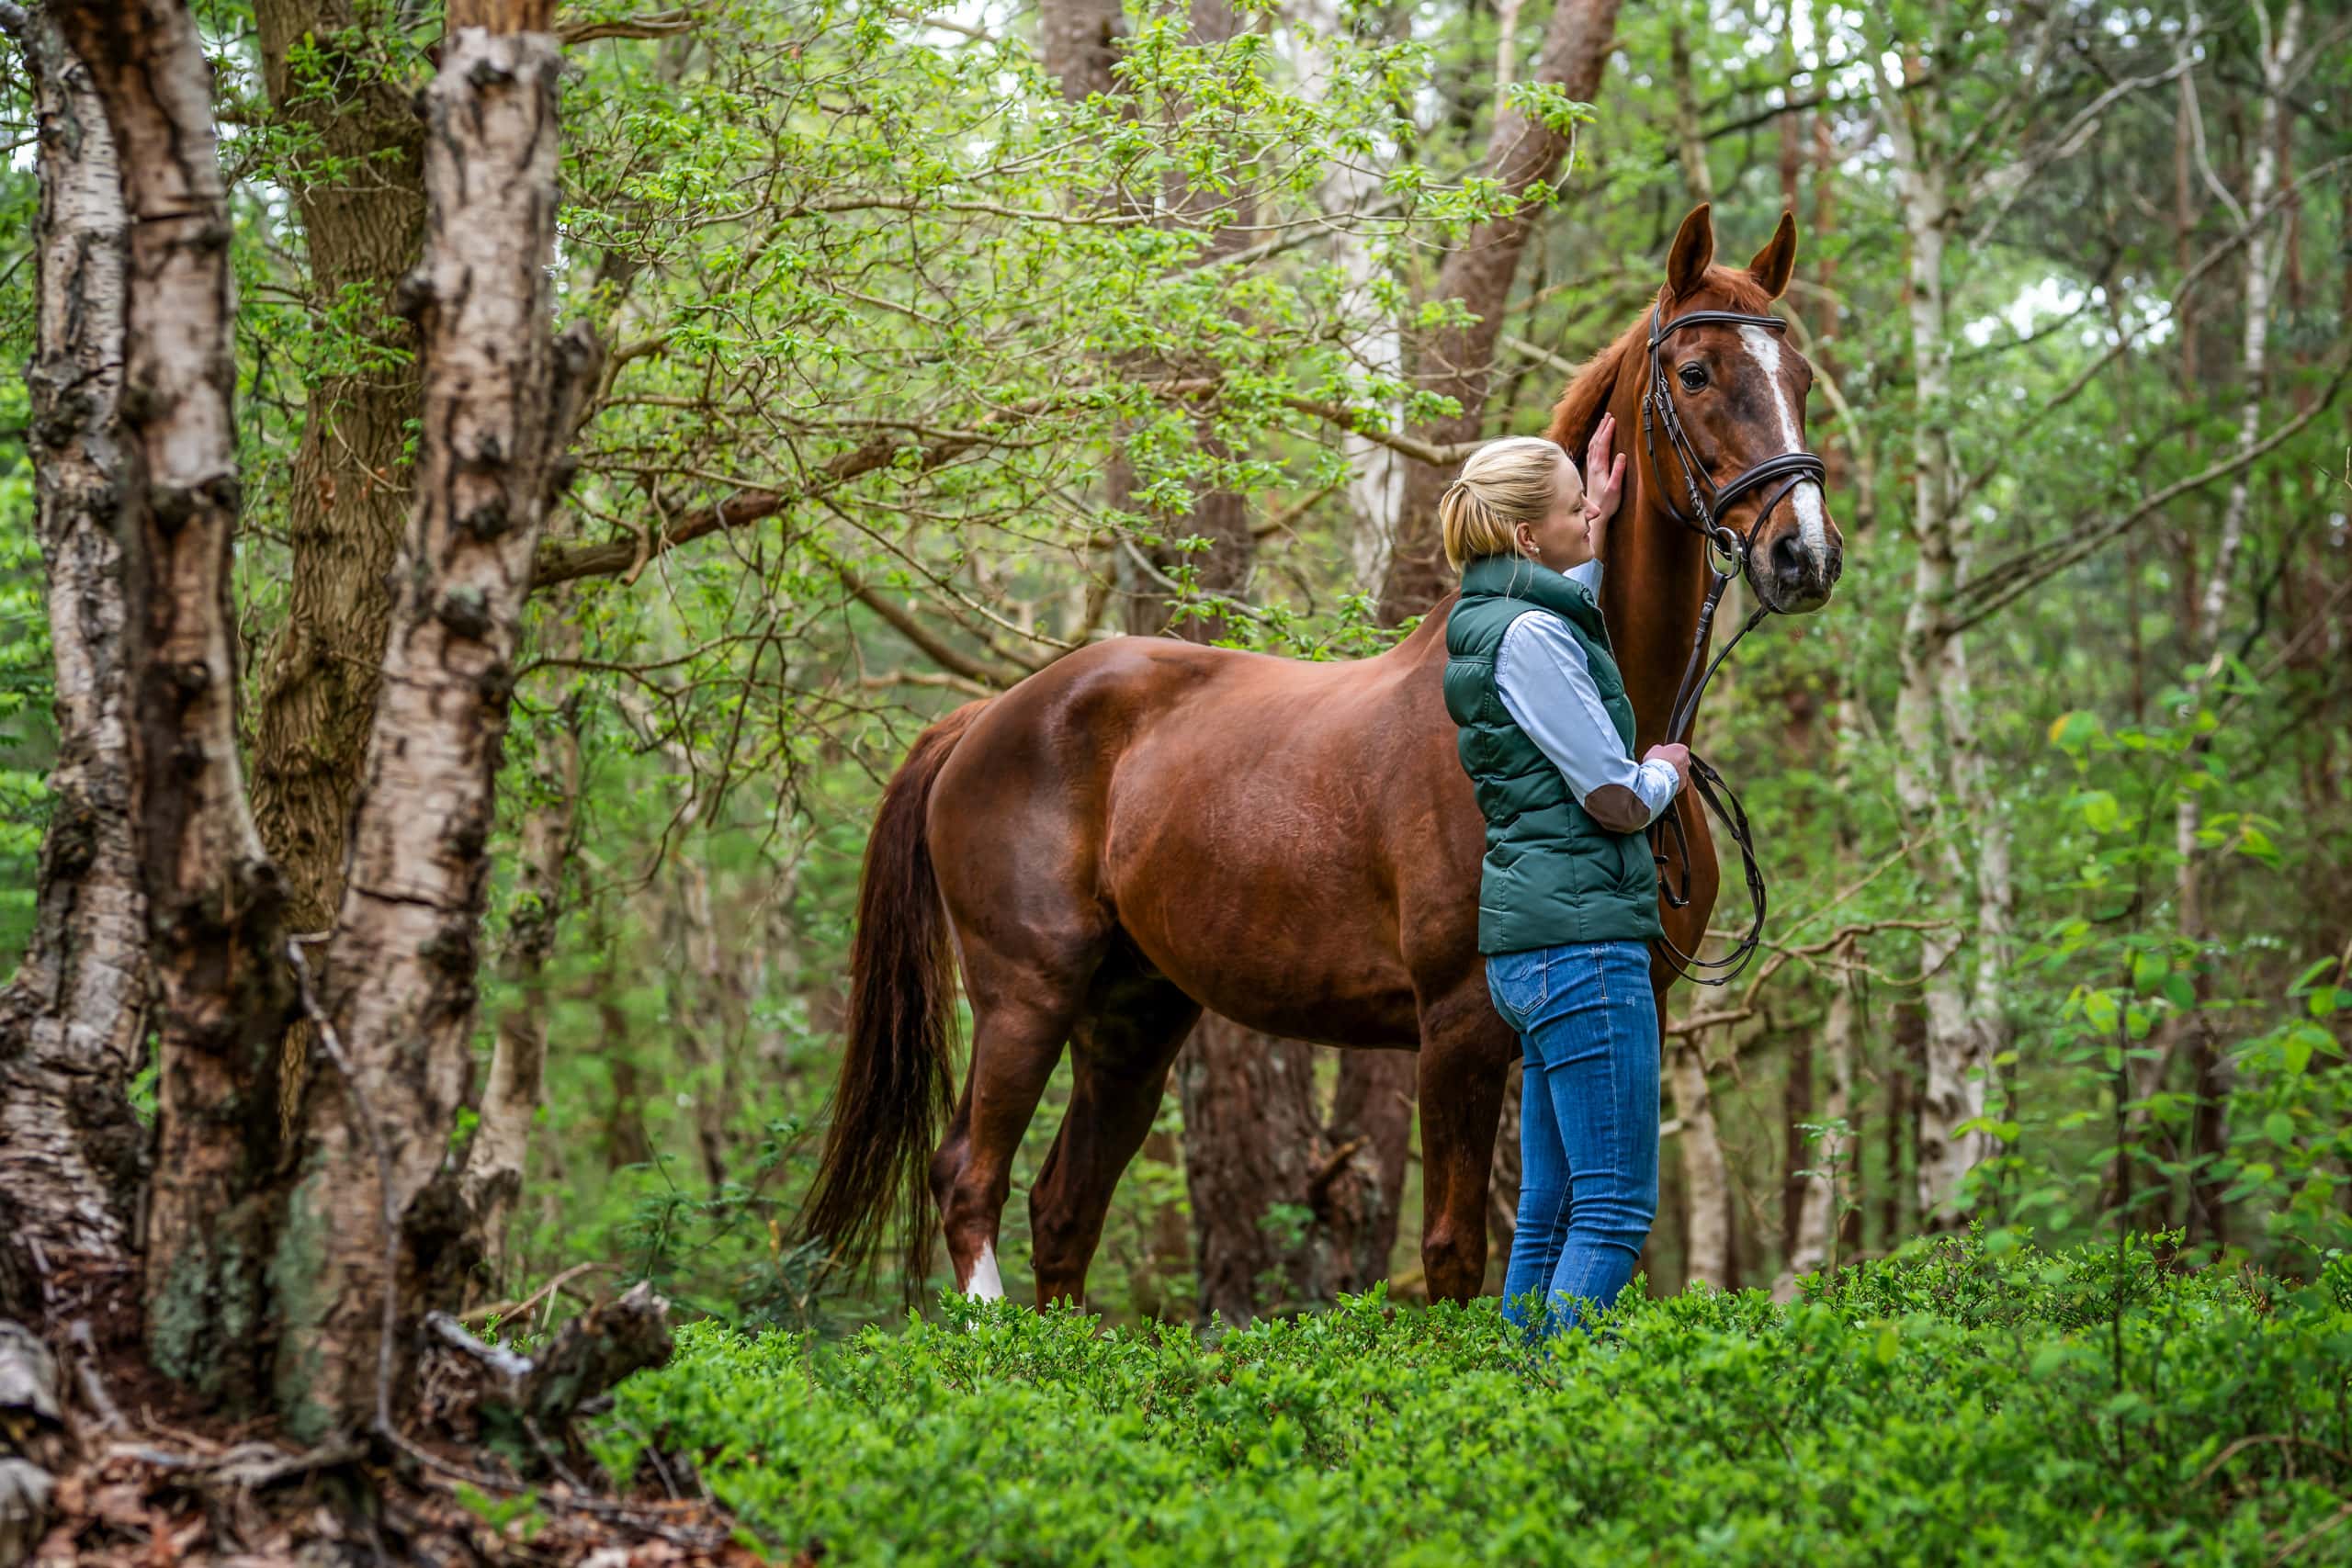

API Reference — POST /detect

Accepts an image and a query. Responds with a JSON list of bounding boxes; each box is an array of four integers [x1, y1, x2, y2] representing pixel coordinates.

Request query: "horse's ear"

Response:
[[1747, 209, 1799, 299], [1666, 203, 1714, 299]]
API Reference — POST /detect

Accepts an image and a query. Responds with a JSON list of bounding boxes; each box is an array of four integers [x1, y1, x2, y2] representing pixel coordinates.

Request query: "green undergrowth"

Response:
[[592, 1235, 2352, 1565]]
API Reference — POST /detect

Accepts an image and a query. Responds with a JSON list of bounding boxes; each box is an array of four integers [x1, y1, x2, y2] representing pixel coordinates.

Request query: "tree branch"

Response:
[[1940, 342, 2352, 636]]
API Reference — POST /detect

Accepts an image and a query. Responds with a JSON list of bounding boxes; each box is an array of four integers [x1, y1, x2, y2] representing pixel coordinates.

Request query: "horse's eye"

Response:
[[1678, 363, 1708, 391]]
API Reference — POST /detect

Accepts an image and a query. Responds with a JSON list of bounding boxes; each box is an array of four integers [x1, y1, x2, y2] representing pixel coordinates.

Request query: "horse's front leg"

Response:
[[1414, 981, 1518, 1303]]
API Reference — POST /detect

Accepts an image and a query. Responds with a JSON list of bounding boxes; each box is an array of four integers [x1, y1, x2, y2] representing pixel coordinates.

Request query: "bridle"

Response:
[[1635, 298, 1827, 987]]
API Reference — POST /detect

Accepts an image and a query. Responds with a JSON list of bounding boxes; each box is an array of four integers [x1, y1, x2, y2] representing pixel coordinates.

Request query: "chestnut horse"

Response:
[[799, 205, 1843, 1307]]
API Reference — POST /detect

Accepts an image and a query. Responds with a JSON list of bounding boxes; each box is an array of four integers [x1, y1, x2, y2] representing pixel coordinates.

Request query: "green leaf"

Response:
[[2079, 790, 2121, 834]]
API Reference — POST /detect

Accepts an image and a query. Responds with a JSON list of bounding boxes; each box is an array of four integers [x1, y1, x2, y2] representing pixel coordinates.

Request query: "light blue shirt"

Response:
[[1492, 561, 1679, 828]]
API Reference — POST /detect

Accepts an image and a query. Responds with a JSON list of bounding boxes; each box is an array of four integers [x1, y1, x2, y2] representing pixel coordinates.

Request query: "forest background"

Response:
[[3, 0, 2349, 1348]]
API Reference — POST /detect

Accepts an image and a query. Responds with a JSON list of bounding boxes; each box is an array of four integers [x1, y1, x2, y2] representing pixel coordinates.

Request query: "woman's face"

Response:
[[1512, 450, 1594, 571]]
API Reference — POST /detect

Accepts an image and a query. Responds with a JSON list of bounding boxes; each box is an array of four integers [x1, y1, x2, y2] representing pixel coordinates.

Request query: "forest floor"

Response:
[[592, 1235, 2352, 1566]]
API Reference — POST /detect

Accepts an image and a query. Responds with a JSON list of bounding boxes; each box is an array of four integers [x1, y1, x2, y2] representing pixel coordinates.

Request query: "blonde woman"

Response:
[[1437, 414, 1690, 1339]]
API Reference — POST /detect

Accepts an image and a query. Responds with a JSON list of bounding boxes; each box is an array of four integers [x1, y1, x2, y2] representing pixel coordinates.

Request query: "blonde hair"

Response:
[[1439, 436, 1578, 572]]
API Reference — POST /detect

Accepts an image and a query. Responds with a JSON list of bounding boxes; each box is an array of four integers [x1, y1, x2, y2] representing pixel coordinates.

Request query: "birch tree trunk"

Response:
[[277, 0, 594, 1438], [1781, 933, 1859, 1294], [0, 4, 146, 1317], [54, 0, 299, 1410], [1667, 1043, 1731, 1287], [1874, 52, 1997, 1221]]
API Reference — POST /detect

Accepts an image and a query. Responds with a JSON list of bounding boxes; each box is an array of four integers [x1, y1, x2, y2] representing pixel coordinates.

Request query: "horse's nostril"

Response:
[[1770, 532, 1805, 584]]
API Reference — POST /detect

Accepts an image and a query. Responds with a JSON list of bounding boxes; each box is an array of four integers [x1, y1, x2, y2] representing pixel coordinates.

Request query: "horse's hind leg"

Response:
[[1029, 964, 1201, 1307], [928, 976, 1089, 1300]]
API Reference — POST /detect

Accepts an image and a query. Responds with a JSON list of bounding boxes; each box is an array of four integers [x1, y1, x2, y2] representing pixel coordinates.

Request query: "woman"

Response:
[[1438, 414, 1691, 1340]]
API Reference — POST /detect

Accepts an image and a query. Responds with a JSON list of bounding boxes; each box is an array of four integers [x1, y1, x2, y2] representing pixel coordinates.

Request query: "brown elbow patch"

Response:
[[1581, 784, 1650, 833]]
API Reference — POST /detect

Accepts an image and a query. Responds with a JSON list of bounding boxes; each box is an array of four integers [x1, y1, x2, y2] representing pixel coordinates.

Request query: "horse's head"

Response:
[[1641, 204, 1843, 614]]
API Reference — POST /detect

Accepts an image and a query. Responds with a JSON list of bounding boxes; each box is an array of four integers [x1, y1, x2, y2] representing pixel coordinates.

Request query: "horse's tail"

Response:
[[797, 700, 987, 1294]]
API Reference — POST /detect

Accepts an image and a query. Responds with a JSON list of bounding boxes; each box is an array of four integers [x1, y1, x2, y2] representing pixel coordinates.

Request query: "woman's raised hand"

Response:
[[1583, 412, 1630, 547]]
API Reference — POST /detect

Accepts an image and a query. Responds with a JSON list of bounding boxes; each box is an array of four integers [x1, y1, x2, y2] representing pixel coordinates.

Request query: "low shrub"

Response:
[[594, 1235, 2352, 1565]]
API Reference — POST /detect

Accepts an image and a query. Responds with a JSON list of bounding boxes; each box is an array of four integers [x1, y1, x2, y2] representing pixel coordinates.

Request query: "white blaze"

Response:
[[967, 1242, 1004, 1302], [1737, 324, 1831, 566]]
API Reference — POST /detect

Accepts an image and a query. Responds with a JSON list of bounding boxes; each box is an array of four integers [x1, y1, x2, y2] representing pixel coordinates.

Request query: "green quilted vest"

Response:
[[1442, 554, 1664, 954]]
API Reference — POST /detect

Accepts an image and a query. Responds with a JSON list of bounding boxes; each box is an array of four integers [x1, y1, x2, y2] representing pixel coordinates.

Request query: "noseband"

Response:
[[1636, 299, 1827, 987]]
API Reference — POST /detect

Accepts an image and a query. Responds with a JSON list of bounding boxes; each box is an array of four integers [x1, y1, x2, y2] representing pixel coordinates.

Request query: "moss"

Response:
[[266, 1151, 339, 1444], [146, 1219, 266, 1408]]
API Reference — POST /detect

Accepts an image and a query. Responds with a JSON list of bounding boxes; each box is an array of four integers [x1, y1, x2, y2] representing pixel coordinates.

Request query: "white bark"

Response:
[[0, 6, 145, 1302], [1287, 0, 1407, 593], [1781, 934, 1859, 1295], [1668, 1043, 1731, 1288], [283, 17, 592, 1439], [54, 0, 298, 1405], [1874, 51, 2003, 1220]]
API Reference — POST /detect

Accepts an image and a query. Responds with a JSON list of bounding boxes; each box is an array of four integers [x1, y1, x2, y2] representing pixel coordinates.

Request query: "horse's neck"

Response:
[[1600, 376, 1713, 749]]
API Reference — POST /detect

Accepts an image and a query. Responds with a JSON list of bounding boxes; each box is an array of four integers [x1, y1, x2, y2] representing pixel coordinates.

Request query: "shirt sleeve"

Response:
[[1565, 558, 1603, 597], [1494, 609, 1679, 834]]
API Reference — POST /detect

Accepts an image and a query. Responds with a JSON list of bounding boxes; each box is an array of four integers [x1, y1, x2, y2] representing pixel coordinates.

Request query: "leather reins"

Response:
[[1634, 299, 1826, 987]]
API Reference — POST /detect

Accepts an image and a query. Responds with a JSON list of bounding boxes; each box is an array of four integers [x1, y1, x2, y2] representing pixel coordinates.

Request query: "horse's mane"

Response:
[[1544, 265, 1777, 475]]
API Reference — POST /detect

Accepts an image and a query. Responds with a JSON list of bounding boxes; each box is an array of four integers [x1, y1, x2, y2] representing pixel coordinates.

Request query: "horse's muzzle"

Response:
[[1759, 527, 1841, 613]]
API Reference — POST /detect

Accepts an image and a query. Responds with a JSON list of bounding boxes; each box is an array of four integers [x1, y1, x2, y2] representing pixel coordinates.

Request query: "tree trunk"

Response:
[[55, 0, 300, 1412], [2175, 0, 2300, 1251], [276, 3, 589, 1440], [1177, 1018, 1321, 1321], [1781, 935, 1859, 1295], [1038, 0, 1121, 99], [1667, 1042, 1730, 1288], [1875, 57, 1994, 1223], [1290, 0, 1408, 594], [673, 855, 741, 1190], [1323, 1046, 1414, 1291], [0, 5, 146, 1321], [1374, 0, 1624, 620], [245, 0, 426, 937]]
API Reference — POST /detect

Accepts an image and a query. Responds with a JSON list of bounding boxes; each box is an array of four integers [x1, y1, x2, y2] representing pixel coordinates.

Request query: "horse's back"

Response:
[[929, 628, 1473, 1045]]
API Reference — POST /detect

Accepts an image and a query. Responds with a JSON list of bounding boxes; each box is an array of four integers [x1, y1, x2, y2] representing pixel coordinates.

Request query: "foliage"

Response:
[[592, 1235, 2352, 1564]]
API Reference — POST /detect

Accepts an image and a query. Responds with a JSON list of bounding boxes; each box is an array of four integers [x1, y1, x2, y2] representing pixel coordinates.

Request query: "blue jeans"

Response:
[[1485, 940, 1661, 1338]]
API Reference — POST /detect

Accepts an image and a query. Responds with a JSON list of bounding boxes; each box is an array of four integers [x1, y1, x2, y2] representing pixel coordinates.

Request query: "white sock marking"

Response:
[[967, 1242, 1004, 1302], [1738, 323, 1831, 566]]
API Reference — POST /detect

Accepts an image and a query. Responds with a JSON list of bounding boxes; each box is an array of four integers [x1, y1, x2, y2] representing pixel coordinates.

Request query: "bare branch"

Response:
[[558, 6, 695, 44], [1941, 343, 2352, 636]]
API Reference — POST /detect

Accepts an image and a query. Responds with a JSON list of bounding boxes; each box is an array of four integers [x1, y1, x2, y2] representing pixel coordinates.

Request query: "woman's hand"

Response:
[[1644, 742, 1692, 795], [1583, 412, 1630, 555]]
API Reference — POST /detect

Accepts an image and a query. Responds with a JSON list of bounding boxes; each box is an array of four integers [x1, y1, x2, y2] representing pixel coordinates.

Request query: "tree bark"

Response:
[[1038, 0, 1121, 99], [243, 0, 428, 941], [1781, 935, 1858, 1295], [1374, 0, 1624, 620], [0, 4, 146, 1321], [1176, 1018, 1321, 1321], [276, 4, 589, 1440], [54, 0, 300, 1411], [1667, 1042, 1730, 1287], [2174, 0, 2301, 1250], [1874, 50, 2000, 1222]]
